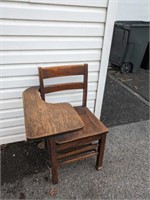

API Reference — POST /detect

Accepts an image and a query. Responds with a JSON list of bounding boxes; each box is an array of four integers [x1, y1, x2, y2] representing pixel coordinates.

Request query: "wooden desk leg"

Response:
[[47, 137, 58, 184], [96, 133, 107, 170]]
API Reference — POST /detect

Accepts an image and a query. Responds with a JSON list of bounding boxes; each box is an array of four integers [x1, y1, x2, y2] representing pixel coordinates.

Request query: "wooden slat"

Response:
[[39, 64, 88, 106], [57, 135, 102, 151], [41, 65, 85, 78], [57, 143, 98, 159], [44, 83, 85, 94], [59, 151, 98, 166]]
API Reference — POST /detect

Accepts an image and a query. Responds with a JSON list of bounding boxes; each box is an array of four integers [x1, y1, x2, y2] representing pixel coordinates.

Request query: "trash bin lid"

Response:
[[115, 21, 150, 30]]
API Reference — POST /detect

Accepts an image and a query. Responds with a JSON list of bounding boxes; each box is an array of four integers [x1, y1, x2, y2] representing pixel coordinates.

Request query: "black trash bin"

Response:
[[109, 21, 149, 73]]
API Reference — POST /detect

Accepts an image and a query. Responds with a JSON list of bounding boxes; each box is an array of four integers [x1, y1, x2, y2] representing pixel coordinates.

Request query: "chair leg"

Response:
[[96, 133, 107, 170], [47, 137, 58, 184]]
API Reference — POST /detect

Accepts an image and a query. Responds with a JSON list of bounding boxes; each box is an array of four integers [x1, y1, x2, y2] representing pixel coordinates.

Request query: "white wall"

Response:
[[0, 0, 114, 144], [116, 0, 149, 21]]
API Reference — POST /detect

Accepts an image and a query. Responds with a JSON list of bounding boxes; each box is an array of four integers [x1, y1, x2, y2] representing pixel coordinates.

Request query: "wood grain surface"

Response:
[[56, 106, 108, 144], [38, 64, 88, 104], [23, 86, 84, 139]]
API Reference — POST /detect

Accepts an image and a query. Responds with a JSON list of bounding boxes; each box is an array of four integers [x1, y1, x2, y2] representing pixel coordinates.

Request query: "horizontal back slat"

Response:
[[39, 64, 88, 104], [44, 83, 85, 94], [41, 65, 86, 79]]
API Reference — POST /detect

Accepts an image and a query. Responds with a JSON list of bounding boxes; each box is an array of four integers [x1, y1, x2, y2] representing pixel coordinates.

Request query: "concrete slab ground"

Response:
[[1, 120, 150, 200]]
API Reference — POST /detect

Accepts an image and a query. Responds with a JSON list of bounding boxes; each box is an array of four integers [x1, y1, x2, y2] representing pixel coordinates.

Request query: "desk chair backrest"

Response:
[[38, 64, 88, 106]]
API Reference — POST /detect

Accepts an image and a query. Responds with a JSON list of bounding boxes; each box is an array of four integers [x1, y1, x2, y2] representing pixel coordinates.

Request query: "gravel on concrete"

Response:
[[1, 120, 150, 200]]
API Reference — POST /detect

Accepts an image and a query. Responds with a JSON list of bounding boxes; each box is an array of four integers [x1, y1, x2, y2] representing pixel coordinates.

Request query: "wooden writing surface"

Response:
[[23, 87, 84, 139]]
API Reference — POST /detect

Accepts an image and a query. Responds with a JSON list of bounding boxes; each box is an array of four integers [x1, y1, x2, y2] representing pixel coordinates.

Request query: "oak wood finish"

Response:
[[59, 151, 98, 166], [56, 106, 108, 144], [47, 137, 58, 184], [39, 64, 85, 79], [44, 82, 85, 94], [57, 134, 102, 151], [57, 143, 98, 159], [38, 64, 88, 106], [36, 64, 108, 184], [23, 87, 84, 139], [96, 133, 107, 170]]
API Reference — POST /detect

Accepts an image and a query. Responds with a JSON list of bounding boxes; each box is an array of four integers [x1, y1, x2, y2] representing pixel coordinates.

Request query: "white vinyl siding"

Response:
[[0, 0, 109, 144]]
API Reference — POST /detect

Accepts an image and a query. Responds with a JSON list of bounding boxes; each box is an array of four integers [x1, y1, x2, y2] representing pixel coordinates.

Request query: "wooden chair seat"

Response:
[[56, 106, 108, 144]]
